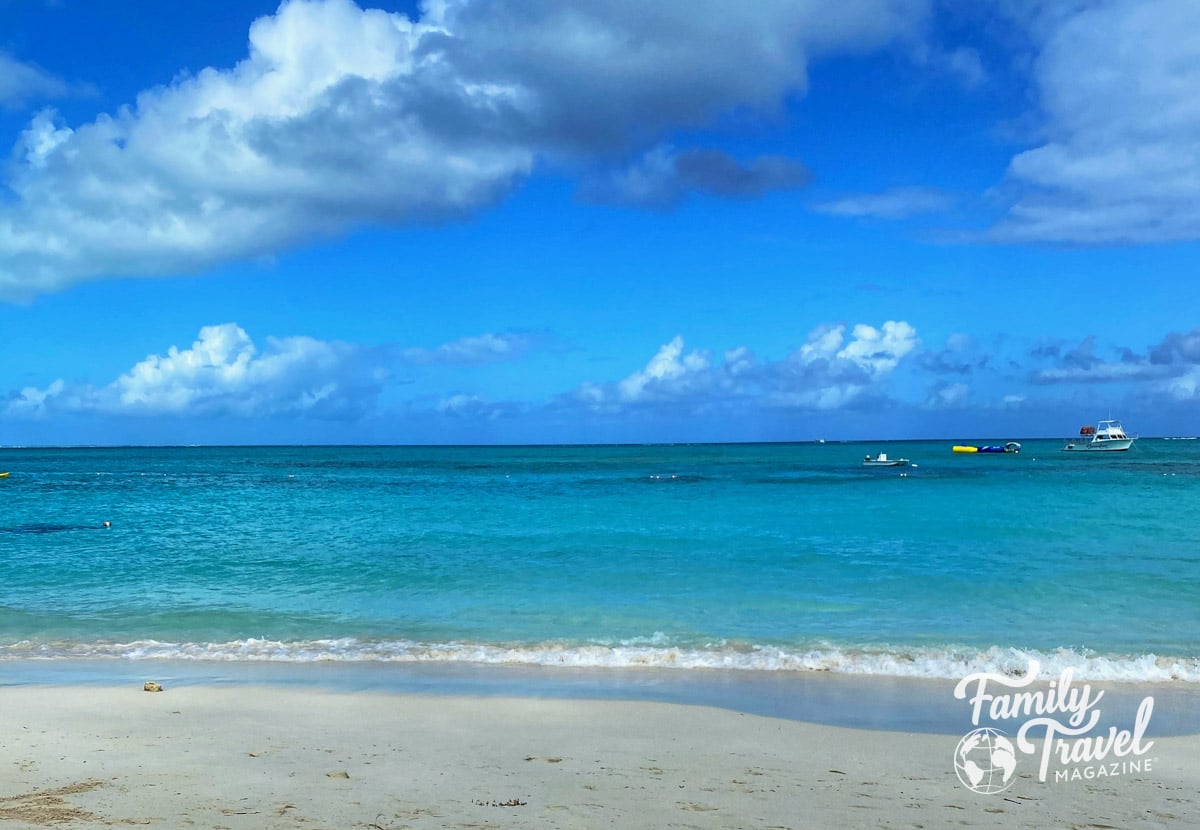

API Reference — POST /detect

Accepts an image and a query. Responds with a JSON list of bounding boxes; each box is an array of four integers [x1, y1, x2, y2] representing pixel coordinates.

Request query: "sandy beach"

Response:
[[1, 683, 1196, 829]]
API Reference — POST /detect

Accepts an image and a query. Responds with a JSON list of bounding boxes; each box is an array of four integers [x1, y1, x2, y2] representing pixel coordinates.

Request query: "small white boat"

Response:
[[863, 452, 910, 467], [1063, 420, 1135, 452]]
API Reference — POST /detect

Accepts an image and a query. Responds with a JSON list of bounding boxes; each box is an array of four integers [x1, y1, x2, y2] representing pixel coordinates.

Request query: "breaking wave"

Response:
[[2, 637, 1197, 683]]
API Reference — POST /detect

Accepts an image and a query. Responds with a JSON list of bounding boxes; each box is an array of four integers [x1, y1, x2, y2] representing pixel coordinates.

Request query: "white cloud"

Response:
[[1150, 327, 1200, 365], [815, 186, 957, 219], [918, 332, 988, 375], [835, 321, 919, 373], [437, 393, 483, 413], [1159, 368, 1200, 401], [435, 392, 510, 418], [0, 0, 932, 300], [794, 321, 919, 373], [114, 323, 258, 411], [772, 320, 918, 409], [618, 335, 712, 402], [6, 324, 388, 419], [945, 332, 972, 352], [0, 52, 70, 107], [1031, 326, 1200, 388], [798, 324, 845, 361], [1033, 363, 1168, 384], [1, 0, 527, 300], [5, 378, 66, 417], [926, 381, 969, 408], [992, 0, 1200, 243], [907, 42, 986, 90], [724, 346, 757, 377], [770, 382, 868, 412], [572, 321, 918, 414], [402, 332, 534, 365]]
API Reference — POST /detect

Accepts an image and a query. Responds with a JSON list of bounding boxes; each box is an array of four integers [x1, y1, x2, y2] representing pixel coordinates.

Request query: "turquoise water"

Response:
[[1, 441, 1198, 681]]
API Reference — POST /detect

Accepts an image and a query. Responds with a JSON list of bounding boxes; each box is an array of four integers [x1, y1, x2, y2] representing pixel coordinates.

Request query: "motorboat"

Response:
[[863, 452, 910, 467], [1063, 420, 1135, 452]]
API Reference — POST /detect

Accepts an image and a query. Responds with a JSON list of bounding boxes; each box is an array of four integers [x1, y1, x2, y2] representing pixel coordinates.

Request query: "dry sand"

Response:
[[1, 684, 1196, 829]]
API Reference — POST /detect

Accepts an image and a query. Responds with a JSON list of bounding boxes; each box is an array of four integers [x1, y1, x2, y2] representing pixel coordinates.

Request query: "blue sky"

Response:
[[1, 0, 1198, 445]]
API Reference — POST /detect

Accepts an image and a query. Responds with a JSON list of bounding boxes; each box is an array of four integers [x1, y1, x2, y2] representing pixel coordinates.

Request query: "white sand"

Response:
[[1, 684, 1196, 828]]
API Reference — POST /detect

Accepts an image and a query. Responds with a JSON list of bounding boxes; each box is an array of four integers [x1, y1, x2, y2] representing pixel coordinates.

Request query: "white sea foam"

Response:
[[1, 638, 1197, 682]]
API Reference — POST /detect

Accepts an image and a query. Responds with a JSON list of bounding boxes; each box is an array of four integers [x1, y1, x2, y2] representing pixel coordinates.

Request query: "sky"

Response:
[[1, 0, 1198, 445]]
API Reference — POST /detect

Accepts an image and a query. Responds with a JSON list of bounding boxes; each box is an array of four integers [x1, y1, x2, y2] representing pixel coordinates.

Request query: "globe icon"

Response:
[[954, 727, 1018, 794]]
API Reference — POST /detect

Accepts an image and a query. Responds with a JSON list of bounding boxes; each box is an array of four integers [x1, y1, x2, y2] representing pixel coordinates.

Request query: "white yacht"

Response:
[[1063, 420, 1135, 452]]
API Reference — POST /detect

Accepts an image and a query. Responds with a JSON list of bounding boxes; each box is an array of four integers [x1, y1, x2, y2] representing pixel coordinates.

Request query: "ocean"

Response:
[[2, 440, 1197, 691]]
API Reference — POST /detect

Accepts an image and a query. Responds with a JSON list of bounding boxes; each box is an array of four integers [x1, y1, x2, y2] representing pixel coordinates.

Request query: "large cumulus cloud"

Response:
[[6, 323, 390, 419], [0, 0, 930, 300], [992, 0, 1200, 244], [569, 320, 920, 415]]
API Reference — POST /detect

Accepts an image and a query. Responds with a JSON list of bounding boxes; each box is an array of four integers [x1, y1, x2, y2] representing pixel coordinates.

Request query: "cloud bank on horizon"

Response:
[[8, 320, 1200, 439]]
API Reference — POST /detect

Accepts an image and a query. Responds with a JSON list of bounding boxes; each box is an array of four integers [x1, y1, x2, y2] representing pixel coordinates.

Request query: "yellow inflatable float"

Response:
[[952, 443, 1021, 454]]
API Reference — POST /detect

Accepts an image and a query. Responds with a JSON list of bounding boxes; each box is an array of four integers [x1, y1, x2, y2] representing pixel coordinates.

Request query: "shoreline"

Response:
[[1, 683, 1196, 829], [3, 658, 1198, 736]]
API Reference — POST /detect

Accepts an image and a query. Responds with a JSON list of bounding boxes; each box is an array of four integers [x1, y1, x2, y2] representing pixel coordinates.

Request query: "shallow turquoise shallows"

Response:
[[1, 441, 1197, 681]]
